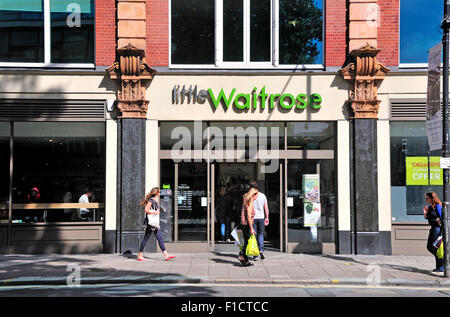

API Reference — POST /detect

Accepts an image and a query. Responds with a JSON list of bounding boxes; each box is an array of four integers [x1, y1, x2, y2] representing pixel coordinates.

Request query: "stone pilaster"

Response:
[[340, 44, 390, 119], [106, 44, 155, 119], [105, 1, 156, 254], [340, 44, 390, 255]]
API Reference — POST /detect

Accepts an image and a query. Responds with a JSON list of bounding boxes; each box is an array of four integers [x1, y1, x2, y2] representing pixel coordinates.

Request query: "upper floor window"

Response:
[[170, 0, 323, 68], [400, 0, 443, 65], [0, 0, 94, 67]]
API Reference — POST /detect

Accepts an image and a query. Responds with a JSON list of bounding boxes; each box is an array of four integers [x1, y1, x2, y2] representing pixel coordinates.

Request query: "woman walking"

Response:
[[424, 192, 444, 273], [238, 187, 258, 267], [137, 187, 175, 262]]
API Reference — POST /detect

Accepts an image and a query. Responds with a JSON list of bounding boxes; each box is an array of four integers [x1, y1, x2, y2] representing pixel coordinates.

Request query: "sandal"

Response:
[[165, 255, 176, 261], [137, 257, 145, 262]]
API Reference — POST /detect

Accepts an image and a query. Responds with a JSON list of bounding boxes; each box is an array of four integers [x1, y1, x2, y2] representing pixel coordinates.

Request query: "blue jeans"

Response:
[[253, 219, 265, 253]]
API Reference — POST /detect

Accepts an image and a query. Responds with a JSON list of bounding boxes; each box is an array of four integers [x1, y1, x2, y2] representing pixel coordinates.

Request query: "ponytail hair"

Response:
[[140, 187, 160, 205]]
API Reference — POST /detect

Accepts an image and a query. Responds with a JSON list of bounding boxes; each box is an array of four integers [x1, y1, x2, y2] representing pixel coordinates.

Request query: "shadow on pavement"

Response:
[[321, 255, 439, 278], [0, 254, 221, 297]]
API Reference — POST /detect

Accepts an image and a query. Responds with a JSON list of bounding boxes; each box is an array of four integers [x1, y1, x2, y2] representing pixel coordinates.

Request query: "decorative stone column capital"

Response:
[[339, 44, 390, 119], [106, 44, 156, 119]]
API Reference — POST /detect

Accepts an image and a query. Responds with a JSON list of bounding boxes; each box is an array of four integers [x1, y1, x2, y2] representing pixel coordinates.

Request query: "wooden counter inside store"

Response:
[[0, 203, 104, 254]]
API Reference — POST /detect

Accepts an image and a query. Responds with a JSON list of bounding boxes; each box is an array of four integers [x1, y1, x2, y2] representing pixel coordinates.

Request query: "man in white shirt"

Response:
[[77, 188, 93, 221], [250, 182, 269, 260]]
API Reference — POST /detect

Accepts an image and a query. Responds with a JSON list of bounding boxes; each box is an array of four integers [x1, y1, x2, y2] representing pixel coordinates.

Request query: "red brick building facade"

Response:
[[94, 0, 401, 69]]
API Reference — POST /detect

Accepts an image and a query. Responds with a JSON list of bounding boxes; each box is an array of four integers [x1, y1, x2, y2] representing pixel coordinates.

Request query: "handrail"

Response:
[[0, 203, 104, 210]]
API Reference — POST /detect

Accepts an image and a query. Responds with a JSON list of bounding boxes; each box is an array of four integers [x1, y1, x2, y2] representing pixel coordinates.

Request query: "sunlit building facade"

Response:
[[0, 0, 442, 256]]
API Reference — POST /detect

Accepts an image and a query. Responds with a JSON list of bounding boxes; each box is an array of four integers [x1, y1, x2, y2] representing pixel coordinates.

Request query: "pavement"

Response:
[[1, 250, 450, 289]]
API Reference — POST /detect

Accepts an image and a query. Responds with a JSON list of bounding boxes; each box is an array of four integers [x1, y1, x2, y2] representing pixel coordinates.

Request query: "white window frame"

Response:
[[216, 0, 273, 68], [169, 0, 324, 70], [0, 0, 95, 68]]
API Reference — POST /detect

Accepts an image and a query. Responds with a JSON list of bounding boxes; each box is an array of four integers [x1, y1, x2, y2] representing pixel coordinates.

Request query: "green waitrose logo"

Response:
[[172, 85, 322, 111]]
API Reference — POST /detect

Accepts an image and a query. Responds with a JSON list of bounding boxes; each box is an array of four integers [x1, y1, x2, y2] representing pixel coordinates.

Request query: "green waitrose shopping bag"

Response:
[[246, 234, 260, 257]]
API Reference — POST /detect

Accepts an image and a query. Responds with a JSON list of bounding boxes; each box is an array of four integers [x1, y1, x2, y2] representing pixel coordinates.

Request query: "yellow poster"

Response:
[[405, 157, 442, 185]]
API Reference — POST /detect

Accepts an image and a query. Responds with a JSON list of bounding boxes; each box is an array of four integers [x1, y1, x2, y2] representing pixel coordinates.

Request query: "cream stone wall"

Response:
[[337, 120, 351, 232], [146, 120, 160, 193], [105, 119, 117, 231], [378, 72, 428, 113], [377, 119, 391, 232], [0, 72, 117, 119], [0, 73, 116, 97], [146, 73, 349, 122]]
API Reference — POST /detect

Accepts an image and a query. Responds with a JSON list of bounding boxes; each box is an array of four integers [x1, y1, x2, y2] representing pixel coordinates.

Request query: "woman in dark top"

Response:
[[423, 192, 444, 273]]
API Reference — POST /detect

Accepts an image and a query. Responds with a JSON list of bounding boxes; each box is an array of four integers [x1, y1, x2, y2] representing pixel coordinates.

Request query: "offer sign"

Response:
[[405, 156, 442, 185]]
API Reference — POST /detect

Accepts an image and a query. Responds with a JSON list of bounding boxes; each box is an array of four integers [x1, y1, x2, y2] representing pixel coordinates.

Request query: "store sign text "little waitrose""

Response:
[[172, 85, 322, 111]]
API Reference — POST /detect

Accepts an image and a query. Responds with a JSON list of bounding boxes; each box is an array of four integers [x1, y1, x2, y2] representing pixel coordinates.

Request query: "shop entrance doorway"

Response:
[[160, 160, 284, 253], [158, 121, 337, 254], [212, 162, 283, 252]]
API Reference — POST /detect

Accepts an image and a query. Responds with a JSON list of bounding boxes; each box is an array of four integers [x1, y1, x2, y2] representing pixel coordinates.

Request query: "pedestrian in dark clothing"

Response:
[[424, 191, 444, 273]]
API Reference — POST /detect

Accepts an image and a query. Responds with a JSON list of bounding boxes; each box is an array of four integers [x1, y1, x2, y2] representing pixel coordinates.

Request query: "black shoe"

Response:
[[238, 255, 248, 265], [259, 252, 265, 260], [244, 262, 253, 267]]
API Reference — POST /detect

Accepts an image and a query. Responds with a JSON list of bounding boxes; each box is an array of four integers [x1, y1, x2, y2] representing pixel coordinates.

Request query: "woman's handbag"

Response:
[[146, 206, 160, 229], [246, 234, 260, 257]]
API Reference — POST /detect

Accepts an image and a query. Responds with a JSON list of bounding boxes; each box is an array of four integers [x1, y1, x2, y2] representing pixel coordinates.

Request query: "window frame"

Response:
[[389, 120, 438, 223], [398, 0, 443, 68], [169, 0, 324, 70], [0, 0, 95, 69]]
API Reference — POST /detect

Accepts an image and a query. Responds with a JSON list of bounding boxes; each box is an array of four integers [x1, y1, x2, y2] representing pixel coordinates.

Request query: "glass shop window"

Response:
[[11, 122, 105, 223]]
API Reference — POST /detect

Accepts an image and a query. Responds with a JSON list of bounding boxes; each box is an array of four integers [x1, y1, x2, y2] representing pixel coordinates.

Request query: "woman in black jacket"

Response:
[[423, 192, 444, 273]]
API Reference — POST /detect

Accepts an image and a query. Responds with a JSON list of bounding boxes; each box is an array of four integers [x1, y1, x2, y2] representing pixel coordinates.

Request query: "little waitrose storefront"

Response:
[[143, 71, 354, 254]]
